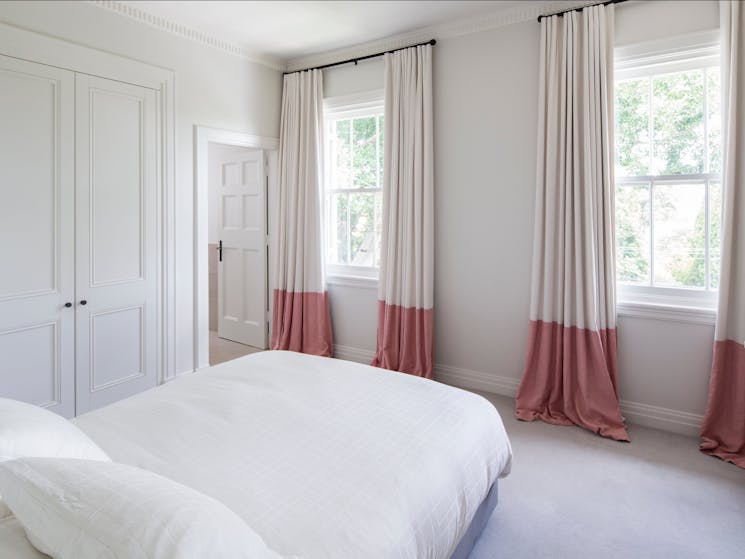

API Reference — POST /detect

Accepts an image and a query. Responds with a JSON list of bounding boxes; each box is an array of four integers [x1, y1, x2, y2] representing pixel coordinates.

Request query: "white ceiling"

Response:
[[119, 1, 553, 62]]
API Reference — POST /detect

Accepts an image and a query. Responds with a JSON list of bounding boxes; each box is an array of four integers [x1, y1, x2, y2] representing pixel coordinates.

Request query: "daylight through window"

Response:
[[615, 44, 721, 301], [324, 98, 384, 278]]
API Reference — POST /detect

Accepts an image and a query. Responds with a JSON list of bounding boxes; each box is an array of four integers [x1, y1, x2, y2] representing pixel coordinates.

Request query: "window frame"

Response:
[[614, 32, 721, 318], [322, 90, 385, 284]]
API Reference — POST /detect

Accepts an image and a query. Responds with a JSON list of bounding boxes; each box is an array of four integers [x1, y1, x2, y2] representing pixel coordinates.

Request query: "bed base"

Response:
[[449, 481, 498, 559]]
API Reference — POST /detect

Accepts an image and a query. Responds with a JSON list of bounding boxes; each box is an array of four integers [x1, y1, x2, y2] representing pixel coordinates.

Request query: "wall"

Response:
[[0, 1, 283, 375], [323, 0, 720, 435]]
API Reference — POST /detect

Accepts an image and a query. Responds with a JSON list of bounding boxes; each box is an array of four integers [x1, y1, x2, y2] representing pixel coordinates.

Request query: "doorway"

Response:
[[194, 127, 279, 370]]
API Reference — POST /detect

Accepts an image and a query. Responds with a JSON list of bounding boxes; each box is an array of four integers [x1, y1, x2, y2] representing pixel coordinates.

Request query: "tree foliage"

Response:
[[615, 67, 720, 289]]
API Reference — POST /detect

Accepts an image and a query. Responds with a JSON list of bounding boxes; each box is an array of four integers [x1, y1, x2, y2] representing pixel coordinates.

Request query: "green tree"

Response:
[[670, 183, 721, 287]]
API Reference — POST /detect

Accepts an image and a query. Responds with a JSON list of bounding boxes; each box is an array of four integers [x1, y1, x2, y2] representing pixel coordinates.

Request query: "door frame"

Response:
[[0, 21, 176, 384], [193, 126, 278, 370]]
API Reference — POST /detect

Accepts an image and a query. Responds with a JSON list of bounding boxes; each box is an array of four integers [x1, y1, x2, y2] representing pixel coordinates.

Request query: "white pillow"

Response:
[[0, 458, 281, 559], [0, 398, 110, 462]]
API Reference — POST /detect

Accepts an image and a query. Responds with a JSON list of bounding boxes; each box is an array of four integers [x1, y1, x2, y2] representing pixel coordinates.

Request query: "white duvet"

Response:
[[7, 351, 512, 558]]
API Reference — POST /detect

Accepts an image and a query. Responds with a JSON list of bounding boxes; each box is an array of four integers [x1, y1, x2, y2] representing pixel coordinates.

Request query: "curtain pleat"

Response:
[[700, 1, 745, 468], [371, 45, 434, 378], [271, 70, 333, 357], [515, 5, 628, 441]]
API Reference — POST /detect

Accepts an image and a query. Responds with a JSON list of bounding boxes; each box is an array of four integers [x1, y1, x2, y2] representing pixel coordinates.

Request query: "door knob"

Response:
[[64, 302, 72, 308], [80, 300, 87, 305]]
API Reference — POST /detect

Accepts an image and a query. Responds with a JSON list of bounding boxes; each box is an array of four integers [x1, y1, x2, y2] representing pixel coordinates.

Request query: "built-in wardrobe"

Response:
[[0, 24, 175, 418]]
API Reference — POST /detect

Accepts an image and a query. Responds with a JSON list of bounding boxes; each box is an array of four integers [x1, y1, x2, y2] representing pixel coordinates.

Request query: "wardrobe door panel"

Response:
[[0, 55, 75, 417], [75, 74, 158, 413]]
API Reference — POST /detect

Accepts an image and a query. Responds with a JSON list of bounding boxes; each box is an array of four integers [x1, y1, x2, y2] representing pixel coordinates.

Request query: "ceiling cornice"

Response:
[[88, 0, 606, 74], [88, 0, 286, 71], [285, 1, 599, 71]]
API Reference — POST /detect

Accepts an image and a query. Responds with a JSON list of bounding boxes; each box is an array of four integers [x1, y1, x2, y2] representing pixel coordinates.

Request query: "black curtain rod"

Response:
[[284, 39, 436, 75], [537, 0, 627, 22]]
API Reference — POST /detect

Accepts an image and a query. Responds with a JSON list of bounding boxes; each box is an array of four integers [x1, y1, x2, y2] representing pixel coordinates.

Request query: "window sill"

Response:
[[326, 275, 378, 289], [616, 300, 716, 326]]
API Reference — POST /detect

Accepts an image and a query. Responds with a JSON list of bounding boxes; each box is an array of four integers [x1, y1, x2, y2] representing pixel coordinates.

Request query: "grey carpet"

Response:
[[469, 393, 745, 559]]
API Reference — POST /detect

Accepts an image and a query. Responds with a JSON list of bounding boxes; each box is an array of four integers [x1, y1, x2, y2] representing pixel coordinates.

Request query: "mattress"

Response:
[[9, 351, 513, 558]]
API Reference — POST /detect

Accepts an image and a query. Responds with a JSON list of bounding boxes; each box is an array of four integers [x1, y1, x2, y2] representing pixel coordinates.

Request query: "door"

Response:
[[0, 55, 76, 417], [216, 148, 268, 349], [74, 74, 159, 414]]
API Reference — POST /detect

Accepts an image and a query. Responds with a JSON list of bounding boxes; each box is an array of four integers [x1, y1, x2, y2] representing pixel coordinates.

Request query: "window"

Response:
[[614, 35, 720, 309], [323, 92, 384, 280]]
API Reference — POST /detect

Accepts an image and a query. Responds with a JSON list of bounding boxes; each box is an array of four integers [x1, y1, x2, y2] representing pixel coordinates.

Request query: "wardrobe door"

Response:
[[0, 56, 76, 417], [75, 74, 159, 413]]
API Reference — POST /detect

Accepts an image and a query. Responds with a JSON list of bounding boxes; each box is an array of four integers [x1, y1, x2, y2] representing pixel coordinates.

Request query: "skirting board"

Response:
[[333, 344, 704, 438]]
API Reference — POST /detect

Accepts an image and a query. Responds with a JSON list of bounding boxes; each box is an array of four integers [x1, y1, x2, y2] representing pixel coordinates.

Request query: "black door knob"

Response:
[[64, 302, 72, 308], [80, 300, 87, 305]]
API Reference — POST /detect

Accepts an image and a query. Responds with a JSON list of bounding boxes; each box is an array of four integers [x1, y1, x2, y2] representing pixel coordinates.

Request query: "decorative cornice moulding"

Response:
[[88, 0, 286, 71], [88, 0, 609, 74], [285, 0, 599, 72]]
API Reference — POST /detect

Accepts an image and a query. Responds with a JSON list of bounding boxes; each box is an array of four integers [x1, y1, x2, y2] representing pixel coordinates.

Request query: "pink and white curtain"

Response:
[[700, 1, 745, 468], [271, 69, 333, 357], [371, 45, 434, 378], [515, 5, 629, 441]]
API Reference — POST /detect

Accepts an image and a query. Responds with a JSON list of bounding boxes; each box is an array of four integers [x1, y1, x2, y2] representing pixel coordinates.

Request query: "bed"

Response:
[[0, 351, 512, 558]]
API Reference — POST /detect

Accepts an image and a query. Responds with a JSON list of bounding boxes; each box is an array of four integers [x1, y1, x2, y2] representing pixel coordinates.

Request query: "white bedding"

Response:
[[64, 351, 511, 559]]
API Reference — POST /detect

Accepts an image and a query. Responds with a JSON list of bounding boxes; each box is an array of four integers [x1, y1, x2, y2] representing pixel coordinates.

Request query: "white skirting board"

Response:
[[332, 345, 704, 438]]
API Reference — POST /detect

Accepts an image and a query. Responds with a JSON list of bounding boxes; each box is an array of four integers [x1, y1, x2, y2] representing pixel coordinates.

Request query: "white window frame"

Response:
[[323, 90, 384, 286], [614, 31, 721, 322]]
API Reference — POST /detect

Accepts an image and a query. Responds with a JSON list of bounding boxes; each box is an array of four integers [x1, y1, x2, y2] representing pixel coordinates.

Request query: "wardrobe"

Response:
[[0, 26, 174, 418]]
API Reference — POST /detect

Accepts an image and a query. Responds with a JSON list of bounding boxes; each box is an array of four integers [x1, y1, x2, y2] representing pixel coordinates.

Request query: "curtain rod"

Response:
[[283, 39, 436, 75], [537, 0, 628, 22]]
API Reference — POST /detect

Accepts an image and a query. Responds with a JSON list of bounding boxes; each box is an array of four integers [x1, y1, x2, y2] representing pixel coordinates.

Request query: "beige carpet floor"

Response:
[[208, 330, 262, 366], [469, 393, 745, 559]]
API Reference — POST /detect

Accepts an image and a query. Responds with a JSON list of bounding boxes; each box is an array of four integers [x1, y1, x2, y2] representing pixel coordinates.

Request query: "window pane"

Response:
[[615, 78, 650, 177], [349, 192, 375, 266], [334, 119, 352, 189], [352, 117, 378, 189], [652, 70, 705, 175], [616, 183, 651, 284], [378, 115, 385, 184], [653, 183, 706, 288], [329, 192, 349, 265], [707, 67, 721, 174], [709, 181, 722, 289]]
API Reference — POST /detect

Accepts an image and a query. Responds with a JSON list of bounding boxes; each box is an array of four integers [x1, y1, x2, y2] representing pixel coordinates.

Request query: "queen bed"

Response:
[[0, 351, 512, 558]]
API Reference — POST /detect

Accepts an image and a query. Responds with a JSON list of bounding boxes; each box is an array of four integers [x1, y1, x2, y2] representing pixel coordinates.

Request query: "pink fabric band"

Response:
[[700, 340, 745, 467], [371, 301, 433, 378], [271, 289, 333, 357], [516, 320, 629, 442]]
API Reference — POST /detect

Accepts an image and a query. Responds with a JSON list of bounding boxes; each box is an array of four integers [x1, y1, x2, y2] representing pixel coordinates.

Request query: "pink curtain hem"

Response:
[[371, 301, 433, 378], [271, 289, 333, 357], [516, 320, 630, 442], [700, 339, 745, 468]]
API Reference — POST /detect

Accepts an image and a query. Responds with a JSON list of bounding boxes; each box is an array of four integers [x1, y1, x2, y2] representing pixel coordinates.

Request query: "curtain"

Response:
[[700, 1, 745, 468], [515, 5, 629, 442], [371, 45, 434, 378], [271, 70, 333, 357]]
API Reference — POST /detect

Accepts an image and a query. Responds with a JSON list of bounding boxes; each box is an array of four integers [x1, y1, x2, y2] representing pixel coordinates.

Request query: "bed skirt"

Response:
[[449, 481, 498, 559]]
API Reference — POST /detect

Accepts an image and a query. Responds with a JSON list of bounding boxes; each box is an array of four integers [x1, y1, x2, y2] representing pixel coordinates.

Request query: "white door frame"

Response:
[[0, 21, 176, 384], [194, 126, 278, 370]]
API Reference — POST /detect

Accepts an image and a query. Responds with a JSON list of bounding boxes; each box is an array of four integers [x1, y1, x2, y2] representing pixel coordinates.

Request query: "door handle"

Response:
[[64, 302, 72, 308], [218, 240, 223, 262], [80, 300, 87, 306]]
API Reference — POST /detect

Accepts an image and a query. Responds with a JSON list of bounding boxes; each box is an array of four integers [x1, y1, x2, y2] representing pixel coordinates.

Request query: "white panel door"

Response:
[[0, 55, 75, 417], [217, 148, 267, 349], [75, 74, 158, 413]]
